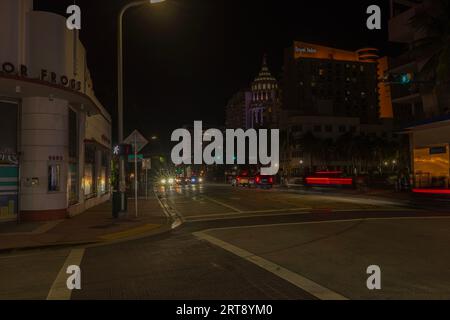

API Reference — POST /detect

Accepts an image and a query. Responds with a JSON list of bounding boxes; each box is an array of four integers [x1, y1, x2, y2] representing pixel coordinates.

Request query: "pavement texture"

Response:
[[0, 195, 169, 253], [201, 217, 450, 300], [1, 183, 449, 300]]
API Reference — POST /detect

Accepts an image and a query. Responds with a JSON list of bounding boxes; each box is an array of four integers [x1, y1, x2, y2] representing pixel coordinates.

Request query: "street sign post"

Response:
[[142, 159, 151, 200], [128, 154, 144, 162], [124, 130, 149, 218]]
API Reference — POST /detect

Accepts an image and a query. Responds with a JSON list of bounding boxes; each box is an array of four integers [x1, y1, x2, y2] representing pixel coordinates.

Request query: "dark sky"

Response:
[[34, 0, 402, 145]]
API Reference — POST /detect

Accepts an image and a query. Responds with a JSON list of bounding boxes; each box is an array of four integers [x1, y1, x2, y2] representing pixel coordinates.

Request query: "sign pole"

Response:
[[123, 130, 148, 219], [145, 167, 148, 200], [134, 133, 138, 218]]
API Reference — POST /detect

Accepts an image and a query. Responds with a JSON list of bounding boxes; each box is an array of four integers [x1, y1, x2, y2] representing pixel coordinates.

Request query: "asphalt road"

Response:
[[1, 183, 450, 300]]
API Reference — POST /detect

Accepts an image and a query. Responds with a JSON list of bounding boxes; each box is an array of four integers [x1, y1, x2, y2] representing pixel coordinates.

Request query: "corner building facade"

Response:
[[0, 0, 112, 222]]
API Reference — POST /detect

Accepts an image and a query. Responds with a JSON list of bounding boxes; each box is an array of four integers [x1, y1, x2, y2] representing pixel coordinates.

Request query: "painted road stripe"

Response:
[[187, 211, 311, 223], [201, 195, 243, 213], [187, 212, 242, 220], [186, 208, 312, 221], [47, 249, 85, 300], [194, 231, 348, 300], [198, 215, 450, 233], [99, 224, 161, 241]]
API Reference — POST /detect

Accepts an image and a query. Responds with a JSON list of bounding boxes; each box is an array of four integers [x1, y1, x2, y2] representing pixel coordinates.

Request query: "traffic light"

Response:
[[383, 72, 414, 85], [113, 144, 132, 156], [399, 73, 413, 85]]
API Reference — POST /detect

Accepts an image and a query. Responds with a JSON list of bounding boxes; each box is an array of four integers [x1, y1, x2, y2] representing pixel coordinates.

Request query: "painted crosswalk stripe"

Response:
[[194, 231, 348, 300], [47, 249, 85, 300], [201, 195, 243, 213]]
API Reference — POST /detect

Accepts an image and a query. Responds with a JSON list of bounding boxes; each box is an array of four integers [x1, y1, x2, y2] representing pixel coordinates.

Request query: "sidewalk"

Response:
[[0, 195, 171, 253]]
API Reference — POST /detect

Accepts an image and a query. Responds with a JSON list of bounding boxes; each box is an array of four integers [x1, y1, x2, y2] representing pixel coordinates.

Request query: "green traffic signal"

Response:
[[400, 73, 413, 85]]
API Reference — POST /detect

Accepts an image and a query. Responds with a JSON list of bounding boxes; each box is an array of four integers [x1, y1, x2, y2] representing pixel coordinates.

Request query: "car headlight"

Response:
[[199, 178, 203, 183], [161, 179, 167, 184], [168, 178, 174, 184]]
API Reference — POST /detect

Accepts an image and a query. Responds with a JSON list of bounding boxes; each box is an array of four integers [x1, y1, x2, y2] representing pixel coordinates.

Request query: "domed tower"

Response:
[[248, 54, 280, 129]]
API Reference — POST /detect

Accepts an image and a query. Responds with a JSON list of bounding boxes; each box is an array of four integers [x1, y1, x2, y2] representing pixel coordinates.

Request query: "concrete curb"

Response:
[[0, 240, 99, 255], [0, 191, 185, 255]]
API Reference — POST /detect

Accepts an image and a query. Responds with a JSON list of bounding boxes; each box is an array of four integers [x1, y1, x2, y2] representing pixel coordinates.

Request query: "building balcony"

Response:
[[389, 4, 417, 43]]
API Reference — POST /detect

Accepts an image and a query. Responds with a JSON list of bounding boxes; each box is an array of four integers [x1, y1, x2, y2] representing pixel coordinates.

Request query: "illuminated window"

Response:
[[84, 144, 97, 199], [414, 146, 449, 188]]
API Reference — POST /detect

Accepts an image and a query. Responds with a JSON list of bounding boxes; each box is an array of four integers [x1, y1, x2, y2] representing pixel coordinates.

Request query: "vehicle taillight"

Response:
[[269, 177, 273, 183], [256, 176, 261, 183]]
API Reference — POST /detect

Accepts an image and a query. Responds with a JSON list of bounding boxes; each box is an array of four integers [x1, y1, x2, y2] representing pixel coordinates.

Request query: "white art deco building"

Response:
[[0, 0, 112, 222]]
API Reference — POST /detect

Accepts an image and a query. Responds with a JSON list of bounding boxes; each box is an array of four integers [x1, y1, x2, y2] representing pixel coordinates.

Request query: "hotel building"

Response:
[[280, 41, 396, 176], [389, 0, 450, 192], [0, 0, 112, 222]]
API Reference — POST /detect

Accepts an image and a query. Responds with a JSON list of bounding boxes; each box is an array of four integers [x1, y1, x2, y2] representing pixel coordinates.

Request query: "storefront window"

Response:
[[414, 145, 450, 189], [84, 144, 97, 199], [0, 101, 18, 220], [68, 163, 78, 205], [99, 150, 109, 195], [68, 108, 79, 205]]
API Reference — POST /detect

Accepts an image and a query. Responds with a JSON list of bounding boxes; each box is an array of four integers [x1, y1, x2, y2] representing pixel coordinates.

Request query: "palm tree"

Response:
[[409, 0, 450, 84]]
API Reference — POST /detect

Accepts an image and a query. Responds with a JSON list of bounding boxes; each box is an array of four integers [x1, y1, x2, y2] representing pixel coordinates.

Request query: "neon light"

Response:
[[306, 177, 353, 186], [413, 189, 450, 195]]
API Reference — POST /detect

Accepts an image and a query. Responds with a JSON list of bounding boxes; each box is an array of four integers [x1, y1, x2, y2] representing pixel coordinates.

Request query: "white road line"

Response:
[[198, 215, 450, 233], [46, 249, 85, 300], [187, 212, 242, 219], [194, 232, 348, 300], [201, 195, 243, 213], [315, 195, 405, 207], [186, 208, 312, 221], [187, 211, 310, 223]]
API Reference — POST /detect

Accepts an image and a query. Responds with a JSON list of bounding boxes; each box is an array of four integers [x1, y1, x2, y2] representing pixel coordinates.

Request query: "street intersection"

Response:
[[1, 184, 449, 300]]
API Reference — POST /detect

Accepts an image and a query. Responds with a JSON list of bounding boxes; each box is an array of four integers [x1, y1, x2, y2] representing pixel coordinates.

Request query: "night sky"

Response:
[[34, 0, 403, 146]]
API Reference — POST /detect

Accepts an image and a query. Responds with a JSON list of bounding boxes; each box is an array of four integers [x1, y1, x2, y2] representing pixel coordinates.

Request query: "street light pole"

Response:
[[117, 0, 165, 212]]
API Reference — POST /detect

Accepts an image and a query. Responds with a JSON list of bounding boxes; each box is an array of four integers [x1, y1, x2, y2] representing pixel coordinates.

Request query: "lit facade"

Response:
[[283, 41, 384, 124], [406, 116, 450, 192], [247, 55, 281, 129], [280, 41, 397, 177], [0, 0, 112, 222]]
